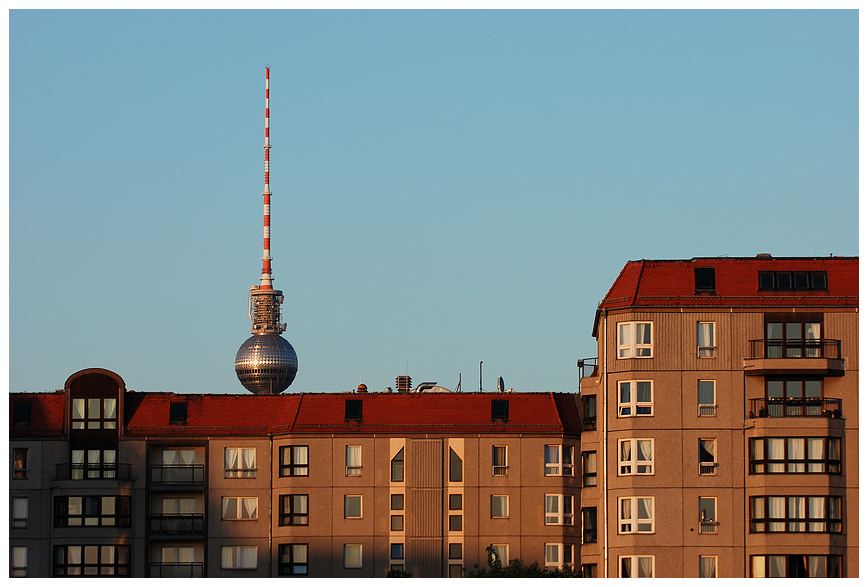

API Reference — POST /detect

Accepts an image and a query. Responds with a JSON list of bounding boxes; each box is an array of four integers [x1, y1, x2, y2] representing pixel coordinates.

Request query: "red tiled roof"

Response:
[[11, 391, 581, 437], [9, 392, 65, 436], [599, 256, 858, 310]]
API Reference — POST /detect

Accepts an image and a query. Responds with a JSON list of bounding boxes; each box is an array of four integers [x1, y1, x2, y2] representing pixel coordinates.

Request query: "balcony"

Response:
[[149, 513, 205, 535], [744, 339, 844, 377], [56, 463, 134, 481], [749, 398, 842, 419], [151, 464, 205, 484], [149, 563, 204, 578]]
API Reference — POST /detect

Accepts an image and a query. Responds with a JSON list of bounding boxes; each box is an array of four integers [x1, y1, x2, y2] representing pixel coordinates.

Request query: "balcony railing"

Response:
[[149, 513, 205, 534], [150, 563, 204, 578], [56, 463, 134, 480], [749, 398, 842, 419], [698, 404, 718, 417], [151, 464, 205, 483], [699, 462, 717, 475], [699, 520, 719, 534], [582, 417, 597, 431], [749, 339, 841, 360]]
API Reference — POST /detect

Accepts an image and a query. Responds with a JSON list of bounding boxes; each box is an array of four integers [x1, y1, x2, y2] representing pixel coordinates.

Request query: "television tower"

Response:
[[235, 67, 298, 394]]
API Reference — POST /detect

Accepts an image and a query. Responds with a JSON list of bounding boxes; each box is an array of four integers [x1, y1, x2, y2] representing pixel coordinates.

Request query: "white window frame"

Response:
[[618, 438, 654, 475], [344, 495, 363, 519], [697, 322, 716, 357], [221, 546, 257, 570], [699, 497, 718, 533], [699, 556, 717, 578], [619, 555, 654, 578], [224, 448, 256, 478], [346, 445, 361, 476], [699, 438, 718, 475], [343, 544, 363, 569], [544, 494, 574, 526], [489, 544, 509, 566], [698, 380, 717, 416], [618, 381, 654, 417], [617, 321, 653, 358], [221, 497, 258, 520], [545, 445, 574, 476], [618, 497, 655, 534], [490, 495, 509, 519], [544, 543, 574, 570]]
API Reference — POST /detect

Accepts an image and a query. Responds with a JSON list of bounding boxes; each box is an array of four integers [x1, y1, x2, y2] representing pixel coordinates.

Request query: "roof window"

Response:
[[694, 267, 716, 292], [12, 401, 32, 425], [169, 402, 188, 424], [759, 271, 827, 291], [345, 399, 362, 422], [491, 399, 509, 421]]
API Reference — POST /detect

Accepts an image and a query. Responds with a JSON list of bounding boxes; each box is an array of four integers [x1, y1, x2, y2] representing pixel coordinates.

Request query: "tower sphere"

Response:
[[235, 334, 298, 395]]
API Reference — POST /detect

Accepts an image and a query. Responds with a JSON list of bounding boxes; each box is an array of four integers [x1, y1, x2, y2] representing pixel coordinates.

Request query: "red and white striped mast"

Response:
[[260, 66, 273, 290]]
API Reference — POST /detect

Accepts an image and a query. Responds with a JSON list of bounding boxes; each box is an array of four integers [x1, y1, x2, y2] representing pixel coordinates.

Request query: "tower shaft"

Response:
[[260, 66, 273, 289]]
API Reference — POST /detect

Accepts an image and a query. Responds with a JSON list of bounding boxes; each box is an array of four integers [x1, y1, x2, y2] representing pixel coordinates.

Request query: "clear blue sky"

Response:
[[8, 9, 858, 395]]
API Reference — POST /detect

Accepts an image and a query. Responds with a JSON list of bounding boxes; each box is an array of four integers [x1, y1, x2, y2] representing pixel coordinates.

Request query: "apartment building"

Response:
[[9, 369, 583, 578], [578, 256, 858, 578]]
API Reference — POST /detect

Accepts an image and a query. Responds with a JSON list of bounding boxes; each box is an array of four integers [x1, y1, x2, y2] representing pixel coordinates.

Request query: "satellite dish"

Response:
[[498, 377, 505, 393]]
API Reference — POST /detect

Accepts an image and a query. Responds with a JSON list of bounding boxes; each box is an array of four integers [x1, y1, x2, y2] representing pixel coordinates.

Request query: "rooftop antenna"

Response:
[[235, 67, 299, 394]]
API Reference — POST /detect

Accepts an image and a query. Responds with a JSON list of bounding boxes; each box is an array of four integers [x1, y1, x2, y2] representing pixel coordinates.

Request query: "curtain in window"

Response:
[[788, 497, 805, 531], [768, 497, 785, 532], [636, 381, 652, 404], [768, 438, 785, 472], [636, 323, 651, 344], [491, 496, 507, 517], [752, 498, 765, 531], [225, 449, 239, 472], [179, 450, 195, 465], [13, 497, 28, 521], [104, 398, 117, 419], [346, 446, 361, 467], [72, 398, 85, 421], [768, 556, 786, 578], [239, 547, 256, 569], [699, 557, 716, 578], [805, 323, 821, 357], [808, 556, 826, 578], [13, 547, 26, 573], [637, 557, 653, 578], [807, 438, 824, 472], [344, 544, 362, 567], [620, 441, 631, 464], [180, 498, 195, 515], [221, 547, 234, 568], [621, 558, 632, 578], [493, 446, 507, 466], [699, 439, 715, 463], [697, 323, 714, 356], [638, 440, 652, 464], [787, 438, 805, 472], [698, 381, 715, 405], [752, 556, 766, 578], [163, 450, 178, 466], [620, 498, 631, 524], [87, 398, 101, 419], [637, 498, 651, 521], [294, 446, 308, 465], [179, 547, 194, 564], [808, 497, 825, 532], [545, 544, 559, 566], [242, 449, 256, 476], [223, 498, 237, 519], [242, 498, 257, 519], [68, 546, 82, 565], [546, 495, 560, 524]]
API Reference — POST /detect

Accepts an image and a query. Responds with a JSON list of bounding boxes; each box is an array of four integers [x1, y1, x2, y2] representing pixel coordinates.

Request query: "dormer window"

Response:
[[71, 397, 117, 430], [491, 400, 509, 421], [759, 271, 827, 291], [12, 401, 31, 425], [345, 399, 362, 422], [169, 402, 188, 425], [695, 267, 715, 292]]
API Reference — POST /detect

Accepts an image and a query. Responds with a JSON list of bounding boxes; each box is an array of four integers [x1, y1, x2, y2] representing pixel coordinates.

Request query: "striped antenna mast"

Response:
[[260, 66, 273, 289]]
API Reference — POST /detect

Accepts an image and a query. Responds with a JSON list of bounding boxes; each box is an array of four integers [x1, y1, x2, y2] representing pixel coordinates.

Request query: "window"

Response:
[[582, 507, 597, 544], [749, 437, 841, 474], [279, 494, 308, 526], [55, 496, 131, 527], [545, 445, 574, 476], [71, 397, 118, 430], [13, 448, 27, 479], [618, 321, 652, 358], [156, 448, 200, 483], [390, 543, 404, 559], [618, 497, 654, 534], [765, 319, 823, 358], [449, 564, 463, 578], [699, 556, 717, 578], [449, 493, 462, 510], [12, 497, 28, 529], [278, 544, 308, 576], [751, 555, 841, 578], [224, 448, 256, 478], [222, 497, 258, 520], [279, 445, 308, 477], [391, 514, 404, 531], [344, 544, 362, 568], [582, 451, 597, 487], [618, 381, 653, 416], [391, 494, 404, 510], [71, 449, 118, 479], [544, 494, 574, 525], [697, 322, 716, 357], [699, 438, 717, 475], [695, 267, 715, 291], [699, 497, 718, 533], [391, 447, 404, 482], [619, 555, 654, 578], [449, 514, 462, 531], [581, 563, 597, 578], [758, 271, 827, 291], [157, 546, 198, 577], [53, 545, 131, 576], [489, 544, 509, 567], [750, 496, 842, 533], [449, 448, 462, 482], [345, 399, 362, 421], [492, 445, 508, 476], [491, 399, 509, 421], [490, 495, 508, 518], [448, 543, 462, 559], [221, 546, 257, 570], [698, 380, 717, 416], [581, 395, 597, 430], [346, 445, 361, 476], [619, 439, 653, 475], [12, 402, 31, 425], [169, 402, 187, 424], [545, 543, 573, 570], [344, 495, 362, 518], [12, 546, 27, 577]]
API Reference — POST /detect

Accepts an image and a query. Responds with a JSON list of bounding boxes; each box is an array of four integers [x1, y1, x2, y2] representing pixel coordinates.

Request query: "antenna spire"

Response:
[[260, 66, 273, 289]]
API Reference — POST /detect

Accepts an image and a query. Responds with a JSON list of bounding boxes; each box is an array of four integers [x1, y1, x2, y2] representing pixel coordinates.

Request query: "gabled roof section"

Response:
[[599, 256, 858, 310]]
